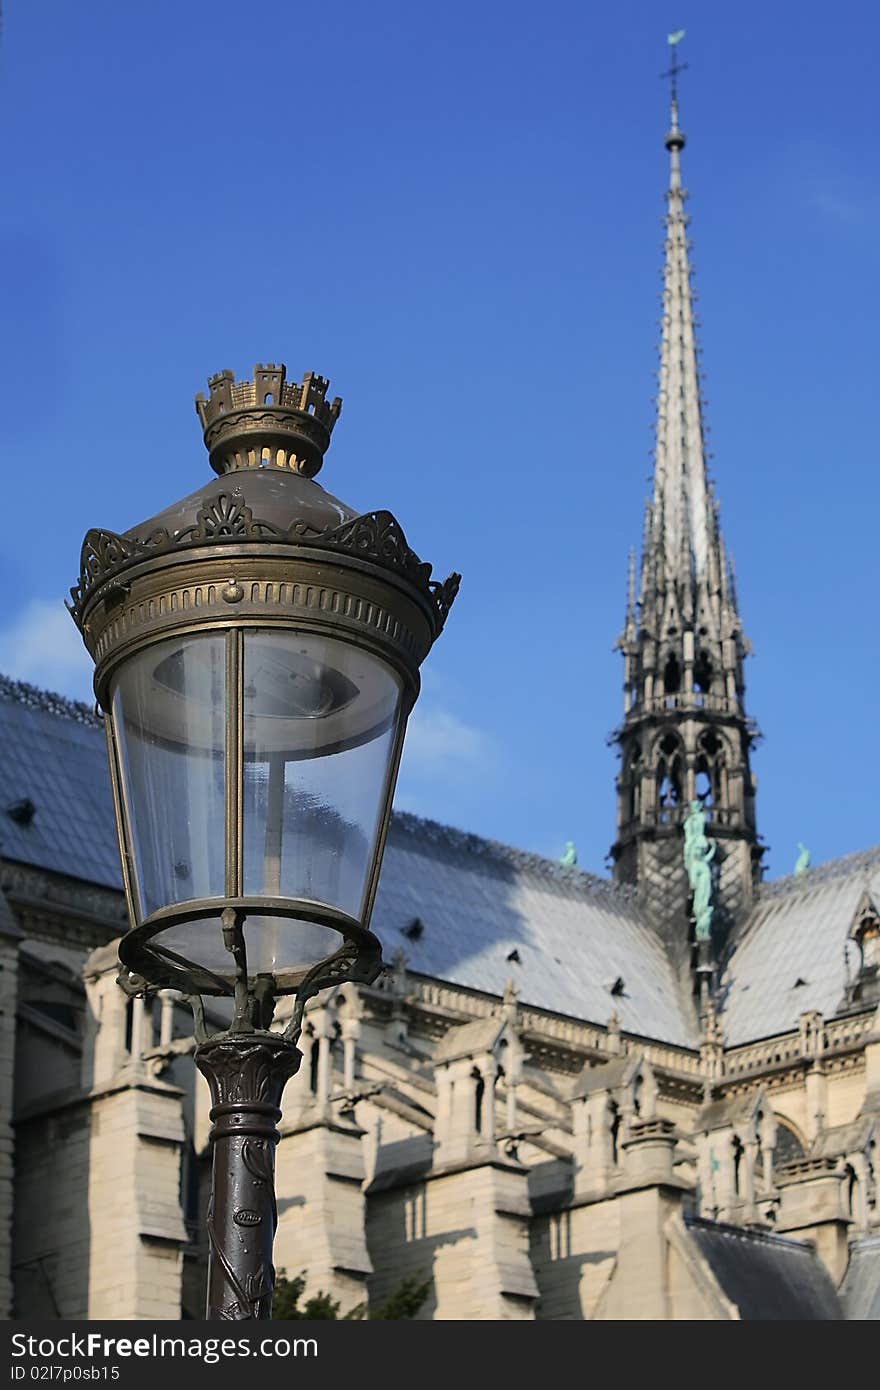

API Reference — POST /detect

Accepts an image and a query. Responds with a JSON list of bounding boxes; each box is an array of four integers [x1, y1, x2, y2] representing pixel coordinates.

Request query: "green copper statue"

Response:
[[683, 800, 706, 866], [794, 843, 811, 876], [683, 800, 716, 941], [691, 841, 716, 939], [560, 841, 578, 868]]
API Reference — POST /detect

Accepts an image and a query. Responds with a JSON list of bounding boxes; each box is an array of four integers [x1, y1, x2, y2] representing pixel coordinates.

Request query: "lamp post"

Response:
[[68, 362, 459, 1320]]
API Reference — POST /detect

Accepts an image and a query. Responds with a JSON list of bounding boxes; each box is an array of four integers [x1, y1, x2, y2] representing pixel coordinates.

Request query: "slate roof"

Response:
[[373, 814, 696, 1046], [685, 1217, 842, 1319], [0, 677, 119, 890], [840, 1234, 880, 1320], [718, 846, 880, 1045]]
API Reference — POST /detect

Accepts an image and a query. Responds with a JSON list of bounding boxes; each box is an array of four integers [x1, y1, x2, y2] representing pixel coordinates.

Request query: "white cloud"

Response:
[[401, 705, 491, 775], [0, 598, 94, 701], [393, 703, 497, 822]]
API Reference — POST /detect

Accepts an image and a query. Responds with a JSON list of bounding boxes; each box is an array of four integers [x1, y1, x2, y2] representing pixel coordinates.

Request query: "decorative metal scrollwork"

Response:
[[68, 500, 459, 635]]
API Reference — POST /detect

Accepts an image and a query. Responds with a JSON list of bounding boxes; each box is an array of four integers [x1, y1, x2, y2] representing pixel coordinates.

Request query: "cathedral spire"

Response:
[[610, 37, 763, 984], [646, 37, 714, 611]]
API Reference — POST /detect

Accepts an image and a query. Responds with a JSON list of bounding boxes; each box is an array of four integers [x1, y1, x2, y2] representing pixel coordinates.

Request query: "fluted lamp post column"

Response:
[[68, 362, 459, 1319]]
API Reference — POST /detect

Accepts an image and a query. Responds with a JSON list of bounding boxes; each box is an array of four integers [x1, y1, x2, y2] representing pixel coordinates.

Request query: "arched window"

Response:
[[309, 1033, 320, 1094], [693, 649, 714, 694], [696, 729, 725, 810], [663, 652, 681, 694], [656, 733, 683, 819], [609, 1101, 621, 1166], [627, 743, 642, 822], [754, 1111, 765, 1186], [732, 1136, 744, 1195], [845, 1164, 857, 1219], [774, 1121, 807, 1167], [473, 1070, 485, 1134], [695, 766, 713, 803]]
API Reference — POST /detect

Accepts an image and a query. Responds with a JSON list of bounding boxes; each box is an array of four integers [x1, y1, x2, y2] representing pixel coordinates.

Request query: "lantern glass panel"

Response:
[[241, 630, 403, 953], [156, 915, 345, 979], [112, 633, 227, 921], [110, 626, 403, 986]]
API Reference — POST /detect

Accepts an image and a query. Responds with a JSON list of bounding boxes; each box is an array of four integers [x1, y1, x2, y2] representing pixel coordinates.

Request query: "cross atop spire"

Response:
[[662, 31, 688, 189], [661, 30, 688, 110]]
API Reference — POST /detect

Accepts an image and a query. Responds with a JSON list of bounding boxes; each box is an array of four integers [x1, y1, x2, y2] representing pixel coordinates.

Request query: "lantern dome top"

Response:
[[124, 466, 358, 548], [68, 358, 460, 707], [195, 363, 342, 480]]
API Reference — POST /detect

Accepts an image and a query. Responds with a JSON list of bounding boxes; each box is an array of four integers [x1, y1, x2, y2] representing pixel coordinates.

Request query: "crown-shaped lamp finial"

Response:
[[195, 362, 342, 478]]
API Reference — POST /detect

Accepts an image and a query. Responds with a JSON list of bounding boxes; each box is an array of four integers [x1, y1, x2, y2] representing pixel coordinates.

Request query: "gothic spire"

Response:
[[611, 37, 763, 971], [642, 45, 717, 617]]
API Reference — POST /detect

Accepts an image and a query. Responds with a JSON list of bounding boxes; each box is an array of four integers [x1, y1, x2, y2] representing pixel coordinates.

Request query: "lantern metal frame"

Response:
[[68, 364, 459, 1319]]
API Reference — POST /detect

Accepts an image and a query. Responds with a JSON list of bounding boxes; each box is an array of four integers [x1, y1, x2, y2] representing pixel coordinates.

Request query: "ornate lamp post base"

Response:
[[195, 1032, 301, 1320]]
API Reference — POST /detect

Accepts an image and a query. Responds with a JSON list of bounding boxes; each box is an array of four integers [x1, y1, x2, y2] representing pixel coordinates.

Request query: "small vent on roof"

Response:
[[793, 977, 808, 988], [506, 948, 521, 964], [609, 976, 626, 997], [7, 798, 36, 826], [402, 917, 424, 941]]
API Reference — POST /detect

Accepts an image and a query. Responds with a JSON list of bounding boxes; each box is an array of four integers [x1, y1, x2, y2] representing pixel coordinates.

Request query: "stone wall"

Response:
[[4, 943, 878, 1320]]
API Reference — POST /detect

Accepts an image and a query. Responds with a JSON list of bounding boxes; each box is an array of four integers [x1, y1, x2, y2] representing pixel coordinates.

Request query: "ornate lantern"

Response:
[[68, 362, 459, 1318]]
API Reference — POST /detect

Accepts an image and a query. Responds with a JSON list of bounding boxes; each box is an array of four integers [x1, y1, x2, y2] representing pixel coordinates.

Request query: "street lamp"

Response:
[[68, 362, 459, 1320]]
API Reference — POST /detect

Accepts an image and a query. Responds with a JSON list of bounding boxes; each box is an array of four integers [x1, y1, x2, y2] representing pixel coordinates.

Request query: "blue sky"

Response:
[[1, 1, 877, 880]]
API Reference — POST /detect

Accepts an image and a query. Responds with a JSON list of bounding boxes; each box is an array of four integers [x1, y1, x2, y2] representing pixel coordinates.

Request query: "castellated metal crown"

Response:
[[195, 362, 342, 479]]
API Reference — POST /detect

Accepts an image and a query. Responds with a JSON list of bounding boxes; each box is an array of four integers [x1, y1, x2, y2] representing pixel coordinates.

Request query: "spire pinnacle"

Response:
[[661, 31, 687, 175], [646, 31, 716, 600]]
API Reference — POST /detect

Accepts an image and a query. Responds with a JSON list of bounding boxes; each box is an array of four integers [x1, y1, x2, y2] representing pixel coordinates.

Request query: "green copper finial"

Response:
[[683, 800, 716, 940], [667, 29, 686, 45], [794, 843, 811, 876], [560, 841, 578, 868]]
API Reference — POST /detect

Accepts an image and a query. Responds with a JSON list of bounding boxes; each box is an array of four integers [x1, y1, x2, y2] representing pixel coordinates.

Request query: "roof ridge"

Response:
[[0, 673, 99, 728], [758, 843, 880, 898], [389, 809, 636, 902]]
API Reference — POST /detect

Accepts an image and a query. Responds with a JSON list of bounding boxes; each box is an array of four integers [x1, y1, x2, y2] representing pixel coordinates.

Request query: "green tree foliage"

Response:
[[368, 1274, 432, 1320], [272, 1269, 431, 1321]]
